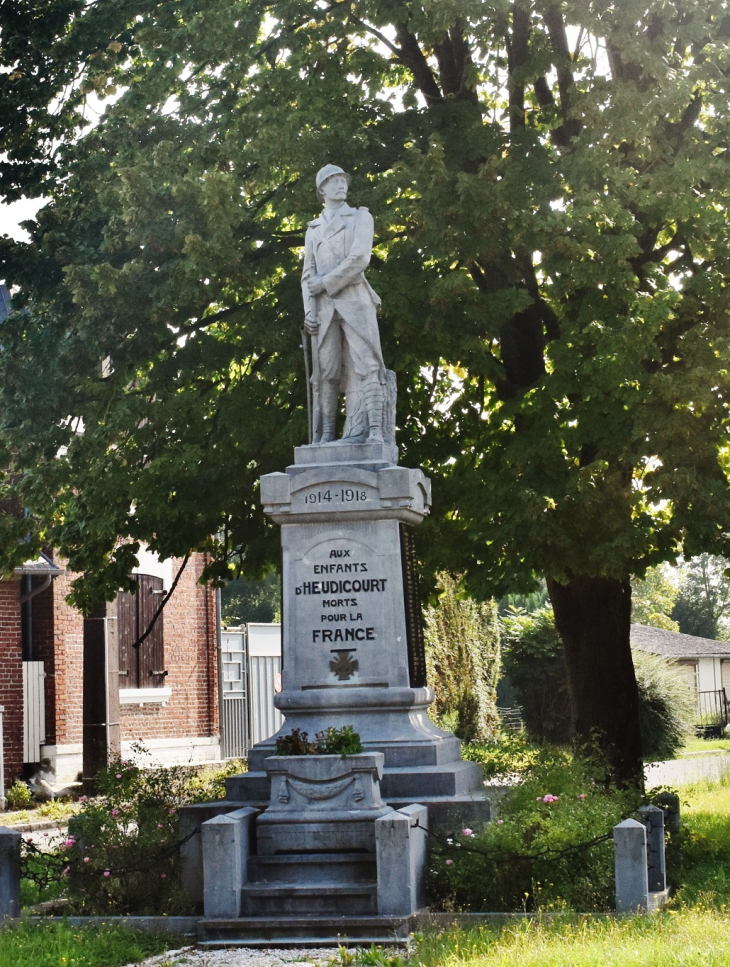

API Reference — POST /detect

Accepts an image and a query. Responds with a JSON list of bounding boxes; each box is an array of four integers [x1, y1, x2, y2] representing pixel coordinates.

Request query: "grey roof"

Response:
[[631, 623, 730, 659], [14, 552, 65, 577]]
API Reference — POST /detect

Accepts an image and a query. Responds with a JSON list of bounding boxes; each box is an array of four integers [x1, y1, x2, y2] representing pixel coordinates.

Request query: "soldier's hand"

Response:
[[307, 277, 326, 296], [304, 315, 319, 335]]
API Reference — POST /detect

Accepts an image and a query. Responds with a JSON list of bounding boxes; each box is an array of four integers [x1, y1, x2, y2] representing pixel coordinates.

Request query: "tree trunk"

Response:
[[547, 574, 643, 788]]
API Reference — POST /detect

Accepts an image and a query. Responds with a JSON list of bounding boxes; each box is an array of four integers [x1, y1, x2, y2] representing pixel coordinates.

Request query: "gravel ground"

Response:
[[123, 946, 366, 967]]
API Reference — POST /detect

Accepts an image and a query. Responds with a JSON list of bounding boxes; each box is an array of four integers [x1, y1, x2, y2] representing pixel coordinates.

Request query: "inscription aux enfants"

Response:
[[295, 548, 388, 644]]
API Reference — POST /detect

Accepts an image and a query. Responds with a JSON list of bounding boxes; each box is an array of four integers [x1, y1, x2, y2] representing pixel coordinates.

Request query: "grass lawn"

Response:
[[679, 737, 730, 755], [353, 775, 730, 967], [0, 922, 183, 967], [404, 908, 730, 967]]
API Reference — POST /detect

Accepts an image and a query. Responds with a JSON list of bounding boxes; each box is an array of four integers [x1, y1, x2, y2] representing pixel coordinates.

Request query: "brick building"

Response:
[[4, 548, 220, 786]]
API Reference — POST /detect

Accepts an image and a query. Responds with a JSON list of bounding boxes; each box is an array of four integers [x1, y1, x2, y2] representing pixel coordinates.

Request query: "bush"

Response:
[[634, 649, 694, 760], [501, 606, 694, 758], [6, 781, 32, 811], [21, 754, 244, 915], [274, 725, 363, 756], [427, 750, 638, 912], [500, 607, 571, 744], [425, 573, 501, 743]]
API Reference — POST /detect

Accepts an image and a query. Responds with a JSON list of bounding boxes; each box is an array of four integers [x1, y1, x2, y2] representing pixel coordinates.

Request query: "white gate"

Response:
[[220, 631, 250, 759], [247, 623, 283, 747], [23, 661, 46, 763]]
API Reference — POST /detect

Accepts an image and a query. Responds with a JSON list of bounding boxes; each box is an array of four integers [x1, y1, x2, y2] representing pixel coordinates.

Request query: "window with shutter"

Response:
[[117, 575, 166, 689]]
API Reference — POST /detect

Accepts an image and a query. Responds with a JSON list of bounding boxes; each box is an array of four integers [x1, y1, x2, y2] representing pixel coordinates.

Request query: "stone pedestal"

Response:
[[225, 442, 486, 825]]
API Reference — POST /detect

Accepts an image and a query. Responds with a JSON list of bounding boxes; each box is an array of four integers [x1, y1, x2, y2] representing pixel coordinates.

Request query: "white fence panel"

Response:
[[247, 623, 283, 747], [23, 661, 45, 763]]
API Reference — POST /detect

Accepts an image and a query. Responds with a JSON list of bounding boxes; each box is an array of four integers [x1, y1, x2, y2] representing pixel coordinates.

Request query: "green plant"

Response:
[[427, 750, 638, 912], [633, 649, 695, 761], [275, 728, 317, 755], [5, 781, 32, 811], [0, 921, 183, 967], [315, 726, 363, 756], [500, 607, 571, 745], [425, 573, 501, 744], [274, 726, 363, 756]]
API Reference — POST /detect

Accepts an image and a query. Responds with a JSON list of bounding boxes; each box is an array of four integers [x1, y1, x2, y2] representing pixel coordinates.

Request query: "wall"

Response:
[[119, 555, 218, 752], [0, 581, 24, 781], [40, 553, 220, 782]]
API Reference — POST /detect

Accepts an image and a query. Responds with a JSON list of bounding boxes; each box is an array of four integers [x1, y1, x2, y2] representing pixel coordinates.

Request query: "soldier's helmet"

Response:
[[315, 164, 351, 198]]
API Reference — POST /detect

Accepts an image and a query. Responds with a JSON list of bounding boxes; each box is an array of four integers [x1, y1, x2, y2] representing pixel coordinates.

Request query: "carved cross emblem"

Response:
[[329, 649, 359, 681]]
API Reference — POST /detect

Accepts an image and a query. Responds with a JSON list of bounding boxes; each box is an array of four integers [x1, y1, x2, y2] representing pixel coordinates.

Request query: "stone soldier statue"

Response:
[[302, 164, 388, 445]]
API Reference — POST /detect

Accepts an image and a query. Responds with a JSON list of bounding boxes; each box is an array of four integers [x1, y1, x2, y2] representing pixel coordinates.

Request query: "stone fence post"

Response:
[[638, 804, 666, 893], [613, 818, 648, 913], [0, 827, 21, 917]]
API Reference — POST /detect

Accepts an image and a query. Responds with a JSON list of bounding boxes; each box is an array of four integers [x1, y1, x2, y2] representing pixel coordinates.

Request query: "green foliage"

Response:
[[314, 726, 364, 756], [675, 775, 730, 908], [425, 573, 501, 744], [386, 909, 730, 967], [221, 571, 280, 626], [5, 781, 32, 811], [501, 607, 694, 759], [428, 751, 637, 912], [500, 608, 571, 745], [631, 565, 680, 632], [672, 555, 730, 640], [4, 0, 730, 773], [462, 732, 543, 780], [633, 649, 695, 761], [20, 755, 244, 916], [0, 922, 182, 967], [274, 726, 363, 756]]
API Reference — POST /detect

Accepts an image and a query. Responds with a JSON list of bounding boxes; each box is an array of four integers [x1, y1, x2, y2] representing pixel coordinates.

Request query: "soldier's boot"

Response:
[[320, 381, 339, 443], [364, 380, 385, 444]]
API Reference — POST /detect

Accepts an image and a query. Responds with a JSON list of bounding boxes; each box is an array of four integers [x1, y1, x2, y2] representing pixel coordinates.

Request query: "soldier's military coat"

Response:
[[301, 202, 385, 391]]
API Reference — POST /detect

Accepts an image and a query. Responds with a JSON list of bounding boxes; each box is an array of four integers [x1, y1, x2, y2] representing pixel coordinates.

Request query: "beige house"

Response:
[[631, 623, 730, 714]]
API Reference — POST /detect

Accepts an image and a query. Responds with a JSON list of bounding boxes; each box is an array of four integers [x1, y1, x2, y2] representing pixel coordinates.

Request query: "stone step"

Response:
[[198, 914, 412, 946], [249, 852, 376, 885], [380, 761, 483, 799], [240, 883, 377, 916]]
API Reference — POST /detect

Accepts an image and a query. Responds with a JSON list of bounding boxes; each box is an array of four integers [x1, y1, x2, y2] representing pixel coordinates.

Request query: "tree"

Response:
[[424, 573, 501, 744], [2, 1, 730, 784], [631, 565, 679, 632], [221, 571, 280, 627], [502, 606, 694, 760], [672, 554, 730, 640]]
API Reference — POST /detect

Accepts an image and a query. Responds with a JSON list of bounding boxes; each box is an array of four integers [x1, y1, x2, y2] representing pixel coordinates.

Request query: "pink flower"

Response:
[[161, 873, 167, 879], [462, 828, 474, 837], [497, 819, 504, 825], [103, 870, 111, 878], [542, 794, 559, 804], [63, 837, 75, 848], [578, 794, 586, 801], [445, 859, 453, 866], [115, 774, 122, 779], [62, 867, 70, 877], [157, 824, 164, 829], [83, 857, 90, 864], [78, 795, 87, 803], [111, 808, 119, 817]]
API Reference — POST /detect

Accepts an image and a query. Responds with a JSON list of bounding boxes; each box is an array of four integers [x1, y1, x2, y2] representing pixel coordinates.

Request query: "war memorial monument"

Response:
[[185, 166, 490, 945]]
